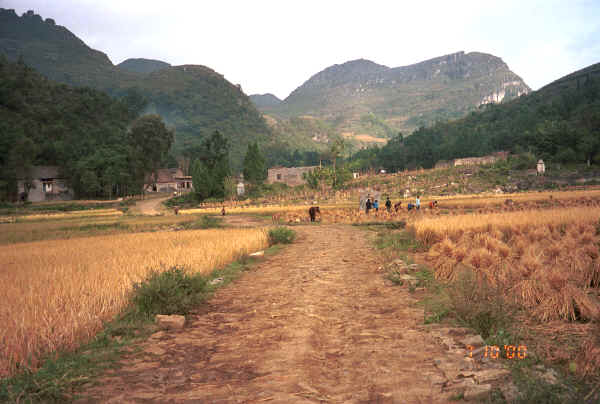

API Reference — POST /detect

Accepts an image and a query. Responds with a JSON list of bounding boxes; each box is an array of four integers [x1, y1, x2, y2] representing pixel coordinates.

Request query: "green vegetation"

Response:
[[243, 141, 267, 186], [180, 215, 222, 230], [130, 267, 209, 318], [268, 227, 296, 245], [116, 58, 170, 75], [191, 131, 231, 201]]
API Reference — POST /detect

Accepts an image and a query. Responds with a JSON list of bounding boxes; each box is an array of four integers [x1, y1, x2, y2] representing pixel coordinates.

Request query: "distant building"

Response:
[[237, 181, 245, 196], [434, 151, 509, 169], [17, 166, 74, 202], [537, 159, 545, 175], [352, 172, 360, 179], [145, 168, 192, 193], [267, 166, 318, 187]]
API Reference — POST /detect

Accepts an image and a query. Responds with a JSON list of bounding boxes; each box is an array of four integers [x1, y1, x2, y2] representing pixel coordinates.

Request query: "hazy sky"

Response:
[[3, 0, 600, 99]]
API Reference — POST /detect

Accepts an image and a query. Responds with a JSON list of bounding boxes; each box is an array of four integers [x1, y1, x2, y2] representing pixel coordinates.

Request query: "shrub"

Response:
[[130, 266, 208, 318], [447, 269, 515, 338], [268, 227, 296, 245]]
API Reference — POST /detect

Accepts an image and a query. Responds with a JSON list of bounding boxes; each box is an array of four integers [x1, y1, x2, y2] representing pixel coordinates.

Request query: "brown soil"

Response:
[[131, 195, 171, 215], [77, 225, 458, 403]]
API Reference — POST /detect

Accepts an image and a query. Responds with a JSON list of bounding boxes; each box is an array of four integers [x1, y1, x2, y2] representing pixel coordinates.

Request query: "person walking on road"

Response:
[[385, 197, 392, 212], [415, 195, 421, 211], [374, 199, 379, 212], [366, 198, 372, 215]]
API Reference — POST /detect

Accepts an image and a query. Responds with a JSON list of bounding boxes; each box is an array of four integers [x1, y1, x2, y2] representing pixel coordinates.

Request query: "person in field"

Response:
[[365, 198, 372, 214], [415, 195, 421, 210], [385, 197, 392, 212], [221, 206, 226, 216], [429, 200, 438, 209], [309, 206, 320, 222], [373, 199, 379, 212], [394, 201, 402, 212], [407, 203, 414, 211]]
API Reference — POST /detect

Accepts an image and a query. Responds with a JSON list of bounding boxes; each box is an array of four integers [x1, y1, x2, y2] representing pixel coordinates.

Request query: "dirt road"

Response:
[[79, 225, 457, 403], [130, 195, 171, 215]]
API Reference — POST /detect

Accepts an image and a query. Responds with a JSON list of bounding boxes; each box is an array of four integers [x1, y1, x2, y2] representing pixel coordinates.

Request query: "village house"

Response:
[[267, 166, 319, 187], [17, 166, 74, 202], [145, 168, 193, 193]]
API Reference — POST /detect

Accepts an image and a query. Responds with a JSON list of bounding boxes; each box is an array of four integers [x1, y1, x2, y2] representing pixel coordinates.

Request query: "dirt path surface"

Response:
[[79, 225, 456, 403], [131, 195, 171, 215]]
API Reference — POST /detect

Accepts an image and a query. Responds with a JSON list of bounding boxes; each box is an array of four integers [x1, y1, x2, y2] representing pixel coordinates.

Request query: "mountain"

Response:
[[256, 52, 531, 144], [117, 58, 171, 74], [138, 65, 273, 166], [0, 8, 137, 91], [371, 61, 600, 171], [249, 93, 282, 108], [0, 8, 285, 170]]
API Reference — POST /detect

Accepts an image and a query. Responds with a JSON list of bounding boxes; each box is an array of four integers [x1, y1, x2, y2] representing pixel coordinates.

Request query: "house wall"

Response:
[[18, 179, 73, 202], [267, 166, 318, 186]]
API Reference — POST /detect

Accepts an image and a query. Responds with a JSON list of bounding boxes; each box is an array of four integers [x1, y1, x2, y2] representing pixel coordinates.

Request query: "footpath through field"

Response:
[[79, 225, 456, 403]]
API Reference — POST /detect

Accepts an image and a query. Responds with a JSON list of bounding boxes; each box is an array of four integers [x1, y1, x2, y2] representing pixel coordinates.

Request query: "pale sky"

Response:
[[3, 0, 599, 99]]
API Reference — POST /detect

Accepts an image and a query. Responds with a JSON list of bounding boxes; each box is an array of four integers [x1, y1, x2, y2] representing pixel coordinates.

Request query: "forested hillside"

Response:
[[0, 57, 172, 200], [0, 8, 287, 170], [356, 63, 600, 171]]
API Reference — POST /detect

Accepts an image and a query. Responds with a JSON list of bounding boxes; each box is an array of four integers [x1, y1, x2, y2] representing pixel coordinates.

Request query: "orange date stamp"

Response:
[[467, 345, 527, 360]]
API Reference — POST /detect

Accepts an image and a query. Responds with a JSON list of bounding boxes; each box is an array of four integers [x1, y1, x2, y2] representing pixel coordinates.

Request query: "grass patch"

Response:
[[352, 220, 406, 229], [59, 222, 129, 232], [0, 244, 284, 402], [179, 215, 222, 230], [374, 230, 425, 252], [0, 202, 116, 216], [128, 267, 209, 319], [268, 227, 296, 245]]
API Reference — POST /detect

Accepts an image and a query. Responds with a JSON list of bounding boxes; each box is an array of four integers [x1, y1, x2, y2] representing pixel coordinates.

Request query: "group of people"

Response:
[[365, 195, 437, 214]]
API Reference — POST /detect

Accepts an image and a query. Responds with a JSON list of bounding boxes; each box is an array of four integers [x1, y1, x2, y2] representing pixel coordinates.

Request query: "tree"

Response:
[[577, 130, 600, 166], [128, 114, 174, 192], [191, 131, 231, 200], [223, 176, 237, 200], [303, 168, 322, 190], [243, 142, 267, 185], [328, 138, 346, 188]]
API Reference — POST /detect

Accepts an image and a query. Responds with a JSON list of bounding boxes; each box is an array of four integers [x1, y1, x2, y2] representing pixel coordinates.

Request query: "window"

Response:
[[42, 181, 53, 193], [276, 174, 282, 180]]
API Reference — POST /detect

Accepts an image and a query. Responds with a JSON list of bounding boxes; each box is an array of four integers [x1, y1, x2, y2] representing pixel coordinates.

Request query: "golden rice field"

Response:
[[409, 204, 600, 377], [0, 228, 268, 378], [411, 206, 600, 322], [0, 212, 210, 245]]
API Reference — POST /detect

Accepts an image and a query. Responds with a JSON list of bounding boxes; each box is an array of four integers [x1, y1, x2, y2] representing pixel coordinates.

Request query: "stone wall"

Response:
[[435, 151, 509, 169]]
